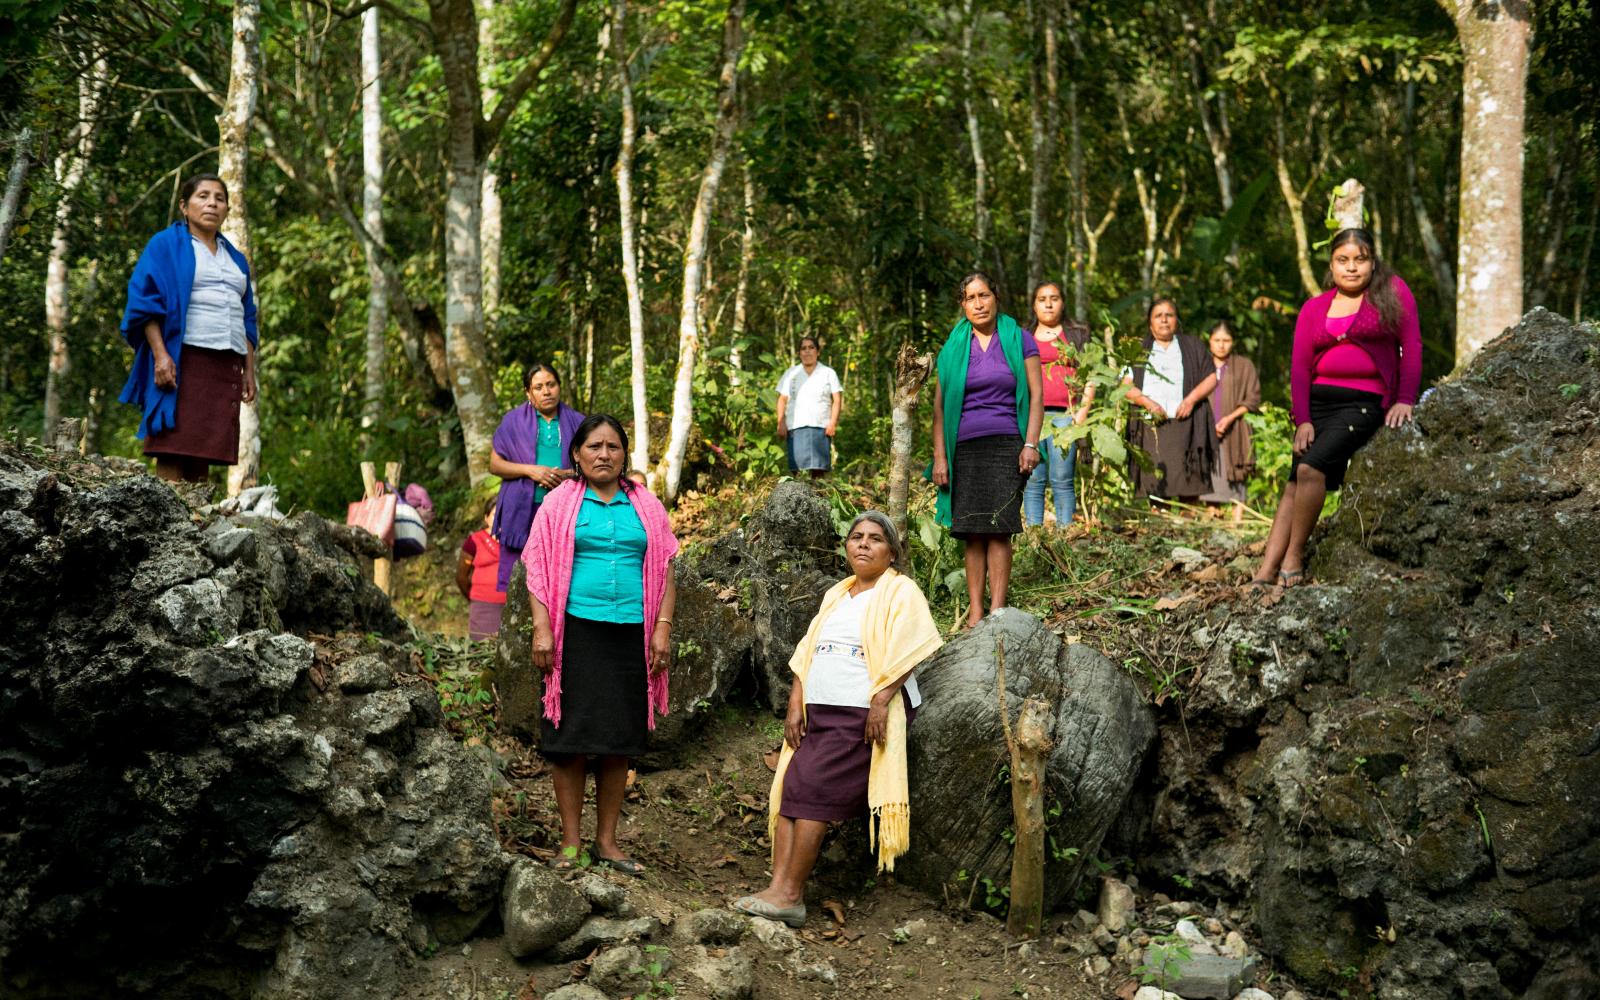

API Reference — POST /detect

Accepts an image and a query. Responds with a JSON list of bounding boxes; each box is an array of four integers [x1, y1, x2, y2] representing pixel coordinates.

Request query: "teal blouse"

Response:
[[533, 414, 562, 503], [566, 486, 648, 623]]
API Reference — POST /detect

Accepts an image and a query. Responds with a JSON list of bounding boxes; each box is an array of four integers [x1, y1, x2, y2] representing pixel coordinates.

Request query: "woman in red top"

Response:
[[1252, 229, 1421, 588], [457, 499, 508, 640], [1023, 281, 1094, 527]]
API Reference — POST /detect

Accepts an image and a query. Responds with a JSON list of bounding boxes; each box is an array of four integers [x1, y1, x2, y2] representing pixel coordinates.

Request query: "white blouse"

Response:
[[803, 589, 923, 710], [183, 235, 248, 354]]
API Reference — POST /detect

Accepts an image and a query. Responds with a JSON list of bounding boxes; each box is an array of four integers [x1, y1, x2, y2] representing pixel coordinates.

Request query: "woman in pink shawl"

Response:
[[522, 414, 679, 876]]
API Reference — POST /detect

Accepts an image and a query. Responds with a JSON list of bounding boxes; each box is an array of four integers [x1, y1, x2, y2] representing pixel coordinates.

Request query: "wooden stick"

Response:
[[996, 637, 1054, 939]]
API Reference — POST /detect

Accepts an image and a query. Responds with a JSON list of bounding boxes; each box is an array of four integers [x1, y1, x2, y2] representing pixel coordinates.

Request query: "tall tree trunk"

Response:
[[614, 0, 651, 476], [1530, 140, 1571, 309], [479, 0, 503, 319], [42, 60, 108, 446], [1025, 0, 1058, 294], [1442, 0, 1530, 360], [1182, 11, 1232, 212], [0, 127, 32, 268], [428, 0, 577, 484], [729, 163, 755, 385], [1061, 0, 1088, 321], [1117, 101, 1159, 297], [1573, 189, 1598, 322], [1403, 81, 1455, 315], [962, 0, 990, 255], [361, 5, 387, 444], [221, 0, 262, 495], [888, 343, 932, 539], [1272, 108, 1320, 299], [658, 0, 746, 501]]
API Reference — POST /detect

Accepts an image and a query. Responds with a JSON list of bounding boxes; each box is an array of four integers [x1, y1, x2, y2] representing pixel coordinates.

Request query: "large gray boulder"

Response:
[[0, 447, 504, 1000], [897, 610, 1156, 913], [1136, 310, 1600, 998]]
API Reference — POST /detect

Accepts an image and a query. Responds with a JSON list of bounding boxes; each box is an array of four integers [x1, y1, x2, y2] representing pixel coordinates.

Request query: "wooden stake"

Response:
[[996, 638, 1054, 939], [360, 460, 400, 596]]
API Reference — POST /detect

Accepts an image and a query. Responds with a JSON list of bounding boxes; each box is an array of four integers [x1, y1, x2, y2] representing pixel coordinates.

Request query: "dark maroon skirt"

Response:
[[779, 691, 917, 822], [143, 346, 244, 465]]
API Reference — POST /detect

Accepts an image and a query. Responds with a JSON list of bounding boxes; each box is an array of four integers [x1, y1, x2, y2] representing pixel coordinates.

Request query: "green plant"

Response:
[[1172, 872, 1194, 890], [1135, 934, 1193, 990], [1559, 383, 1583, 400]]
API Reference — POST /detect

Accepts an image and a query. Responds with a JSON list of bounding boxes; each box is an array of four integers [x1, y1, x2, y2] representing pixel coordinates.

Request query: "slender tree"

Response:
[[0, 127, 33, 268], [1025, 0, 1058, 294], [614, 0, 651, 477], [479, 0, 503, 319], [42, 58, 108, 445], [223, 0, 262, 496], [1439, 0, 1530, 359], [962, 0, 990, 255], [658, 0, 746, 500], [360, 5, 387, 442]]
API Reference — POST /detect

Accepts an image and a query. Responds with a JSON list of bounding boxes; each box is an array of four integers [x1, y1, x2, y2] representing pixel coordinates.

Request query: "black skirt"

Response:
[[1290, 384, 1385, 491], [540, 614, 648, 757], [951, 434, 1027, 538]]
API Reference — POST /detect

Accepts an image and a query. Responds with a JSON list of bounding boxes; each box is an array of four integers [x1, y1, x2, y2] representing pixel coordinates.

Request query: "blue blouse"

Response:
[[566, 487, 647, 623], [533, 415, 561, 503]]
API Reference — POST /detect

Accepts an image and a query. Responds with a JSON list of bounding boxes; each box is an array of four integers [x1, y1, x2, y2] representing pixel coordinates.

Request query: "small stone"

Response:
[[1098, 877, 1136, 931], [1092, 925, 1116, 953], [894, 918, 929, 940], [685, 943, 753, 999], [1235, 989, 1276, 1000], [1089, 956, 1112, 976], [1280, 991, 1306, 1000], [574, 872, 631, 915], [1017, 942, 1037, 959], [205, 526, 257, 566], [501, 859, 591, 958], [1171, 546, 1207, 570], [1114, 937, 1136, 960], [793, 959, 837, 983], [545, 986, 610, 1000], [1155, 900, 1199, 919], [351, 689, 413, 738], [1133, 988, 1180, 1000], [1164, 953, 1258, 1000], [1073, 909, 1100, 932], [746, 916, 800, 952], [550, 916, 664, 962], [1173, 919, 1217, 955], [1203, 918, 1224, 936], [679, 907, 747, 945], [333, 654, 393, 693], [1221, 931, 1248, 958], [590, 943, 670, 995], [925, 936, 937, 947]]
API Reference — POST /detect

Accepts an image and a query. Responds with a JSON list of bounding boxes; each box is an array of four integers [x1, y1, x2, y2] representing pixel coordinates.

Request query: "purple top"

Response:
[[957, 333, 1040, 442]]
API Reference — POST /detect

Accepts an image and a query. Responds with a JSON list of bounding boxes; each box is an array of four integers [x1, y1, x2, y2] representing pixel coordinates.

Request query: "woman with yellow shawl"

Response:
[[731, 512, 942, 928]]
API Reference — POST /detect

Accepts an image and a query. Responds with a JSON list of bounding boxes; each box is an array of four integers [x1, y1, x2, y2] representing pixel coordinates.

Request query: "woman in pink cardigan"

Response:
[[523, 414, 679, 875], [1252, 229, 1421, 588]]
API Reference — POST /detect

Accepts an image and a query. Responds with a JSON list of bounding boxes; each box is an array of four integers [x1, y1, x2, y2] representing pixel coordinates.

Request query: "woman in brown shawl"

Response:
[[1198, 321, 1261, 514], [1122, 298, 1217, 504]]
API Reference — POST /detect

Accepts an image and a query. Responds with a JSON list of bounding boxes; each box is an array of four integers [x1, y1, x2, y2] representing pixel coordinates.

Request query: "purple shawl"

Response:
[[491, 401, 585, 590]]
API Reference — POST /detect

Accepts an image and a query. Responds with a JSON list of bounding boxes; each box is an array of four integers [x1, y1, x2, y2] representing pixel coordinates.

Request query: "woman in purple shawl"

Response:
[[490, 364, 585, 591]]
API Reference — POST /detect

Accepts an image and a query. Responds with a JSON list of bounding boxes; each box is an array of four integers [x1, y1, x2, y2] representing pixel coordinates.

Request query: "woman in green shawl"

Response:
[[931, 272, 1044, 629]]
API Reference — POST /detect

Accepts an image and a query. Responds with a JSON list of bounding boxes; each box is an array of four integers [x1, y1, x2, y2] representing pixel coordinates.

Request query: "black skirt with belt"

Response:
[[540, 614, 648, 757], [1290, 384, 1385, 491], [951, 433, 1027, 538]]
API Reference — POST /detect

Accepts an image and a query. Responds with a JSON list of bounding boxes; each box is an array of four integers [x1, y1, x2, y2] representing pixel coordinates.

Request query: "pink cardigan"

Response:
[[1290, 276, 1423, 426], [521, 478, 679, 729]]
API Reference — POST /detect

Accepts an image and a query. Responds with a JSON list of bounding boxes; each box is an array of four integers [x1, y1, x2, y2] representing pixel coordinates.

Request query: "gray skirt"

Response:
[[951, 434, 1027, 538]]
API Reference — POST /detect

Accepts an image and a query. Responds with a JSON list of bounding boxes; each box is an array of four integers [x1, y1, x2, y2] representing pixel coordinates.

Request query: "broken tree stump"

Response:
[[997, 638, 1054, 938]]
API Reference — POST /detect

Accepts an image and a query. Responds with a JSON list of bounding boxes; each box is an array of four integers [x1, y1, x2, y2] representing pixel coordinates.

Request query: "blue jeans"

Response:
[[1024, 412, 1078, 526]]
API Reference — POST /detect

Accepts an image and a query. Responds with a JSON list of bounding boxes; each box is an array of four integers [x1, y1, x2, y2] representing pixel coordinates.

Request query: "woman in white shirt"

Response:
[[1121, 298, 1217, 504], [119, 173, 259, 483], [733, 512, 941, 927]]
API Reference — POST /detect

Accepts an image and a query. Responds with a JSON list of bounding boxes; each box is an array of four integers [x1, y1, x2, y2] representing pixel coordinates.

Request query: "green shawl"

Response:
[[930, 314, 1032, 527]]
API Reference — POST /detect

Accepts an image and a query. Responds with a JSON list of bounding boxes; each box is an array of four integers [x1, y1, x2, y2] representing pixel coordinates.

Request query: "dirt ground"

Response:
[[403, 707, 1105, 1000]]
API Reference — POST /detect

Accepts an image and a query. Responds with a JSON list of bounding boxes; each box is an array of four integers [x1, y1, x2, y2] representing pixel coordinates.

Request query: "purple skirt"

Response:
[[143, 346, 243, 465], [467, 600, 504, 642], [780, 691, 916, 822]]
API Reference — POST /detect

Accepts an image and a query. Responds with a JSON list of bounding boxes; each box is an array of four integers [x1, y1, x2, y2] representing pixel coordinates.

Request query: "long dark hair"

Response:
[[568, 414, 634, 492], [1324, 228, 1402, 332], [179, 173, 228, 204], [957, 270, 998, 309], [523, 363, 561, 391], [1145, 297, 1182, 339]]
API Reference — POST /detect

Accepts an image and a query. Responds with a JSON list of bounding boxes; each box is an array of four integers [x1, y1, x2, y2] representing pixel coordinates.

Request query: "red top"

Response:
[[461, 530, 507, 605], [1290, 276, 1422, 426], [1033, 332, 1077, 409]]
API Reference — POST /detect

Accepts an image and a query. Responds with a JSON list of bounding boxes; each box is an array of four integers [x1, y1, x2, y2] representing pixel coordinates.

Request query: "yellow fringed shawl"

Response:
[[766, 568, 943, 871]]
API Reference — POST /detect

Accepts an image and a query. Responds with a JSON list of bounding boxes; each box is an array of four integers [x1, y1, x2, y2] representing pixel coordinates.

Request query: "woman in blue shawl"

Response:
[[118, 173, 258, 483], [489, 364, 586, 591]]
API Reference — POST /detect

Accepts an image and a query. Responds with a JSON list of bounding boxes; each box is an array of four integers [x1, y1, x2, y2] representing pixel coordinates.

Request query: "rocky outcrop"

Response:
[[1131, 310, 1600, 999], [897, 611, 1156, 913], [0, 450, 505, 1000]]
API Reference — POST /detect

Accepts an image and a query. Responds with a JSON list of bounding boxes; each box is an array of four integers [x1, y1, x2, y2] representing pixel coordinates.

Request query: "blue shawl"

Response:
[[118, 221, 258, 439]]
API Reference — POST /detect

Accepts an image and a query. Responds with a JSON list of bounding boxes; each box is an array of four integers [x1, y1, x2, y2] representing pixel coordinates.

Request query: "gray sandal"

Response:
[[730, 894, 806, 928]]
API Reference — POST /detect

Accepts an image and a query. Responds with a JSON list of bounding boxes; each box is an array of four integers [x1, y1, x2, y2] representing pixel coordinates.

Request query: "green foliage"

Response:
[[1135, 934, 1194, 991], [411, 633, 497, 742]]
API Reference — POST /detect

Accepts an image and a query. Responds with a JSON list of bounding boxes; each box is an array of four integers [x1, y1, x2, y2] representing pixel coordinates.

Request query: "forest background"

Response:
[[0, 0, 1595, 520]]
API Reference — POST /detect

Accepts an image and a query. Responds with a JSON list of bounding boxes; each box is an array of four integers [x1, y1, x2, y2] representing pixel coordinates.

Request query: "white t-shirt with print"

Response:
[[803, 588, 923, 710], [776, 363, 843, 429]]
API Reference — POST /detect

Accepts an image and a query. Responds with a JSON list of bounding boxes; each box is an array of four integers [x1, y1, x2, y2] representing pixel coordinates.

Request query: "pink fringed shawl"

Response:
[[521, 478, 679, 729]]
